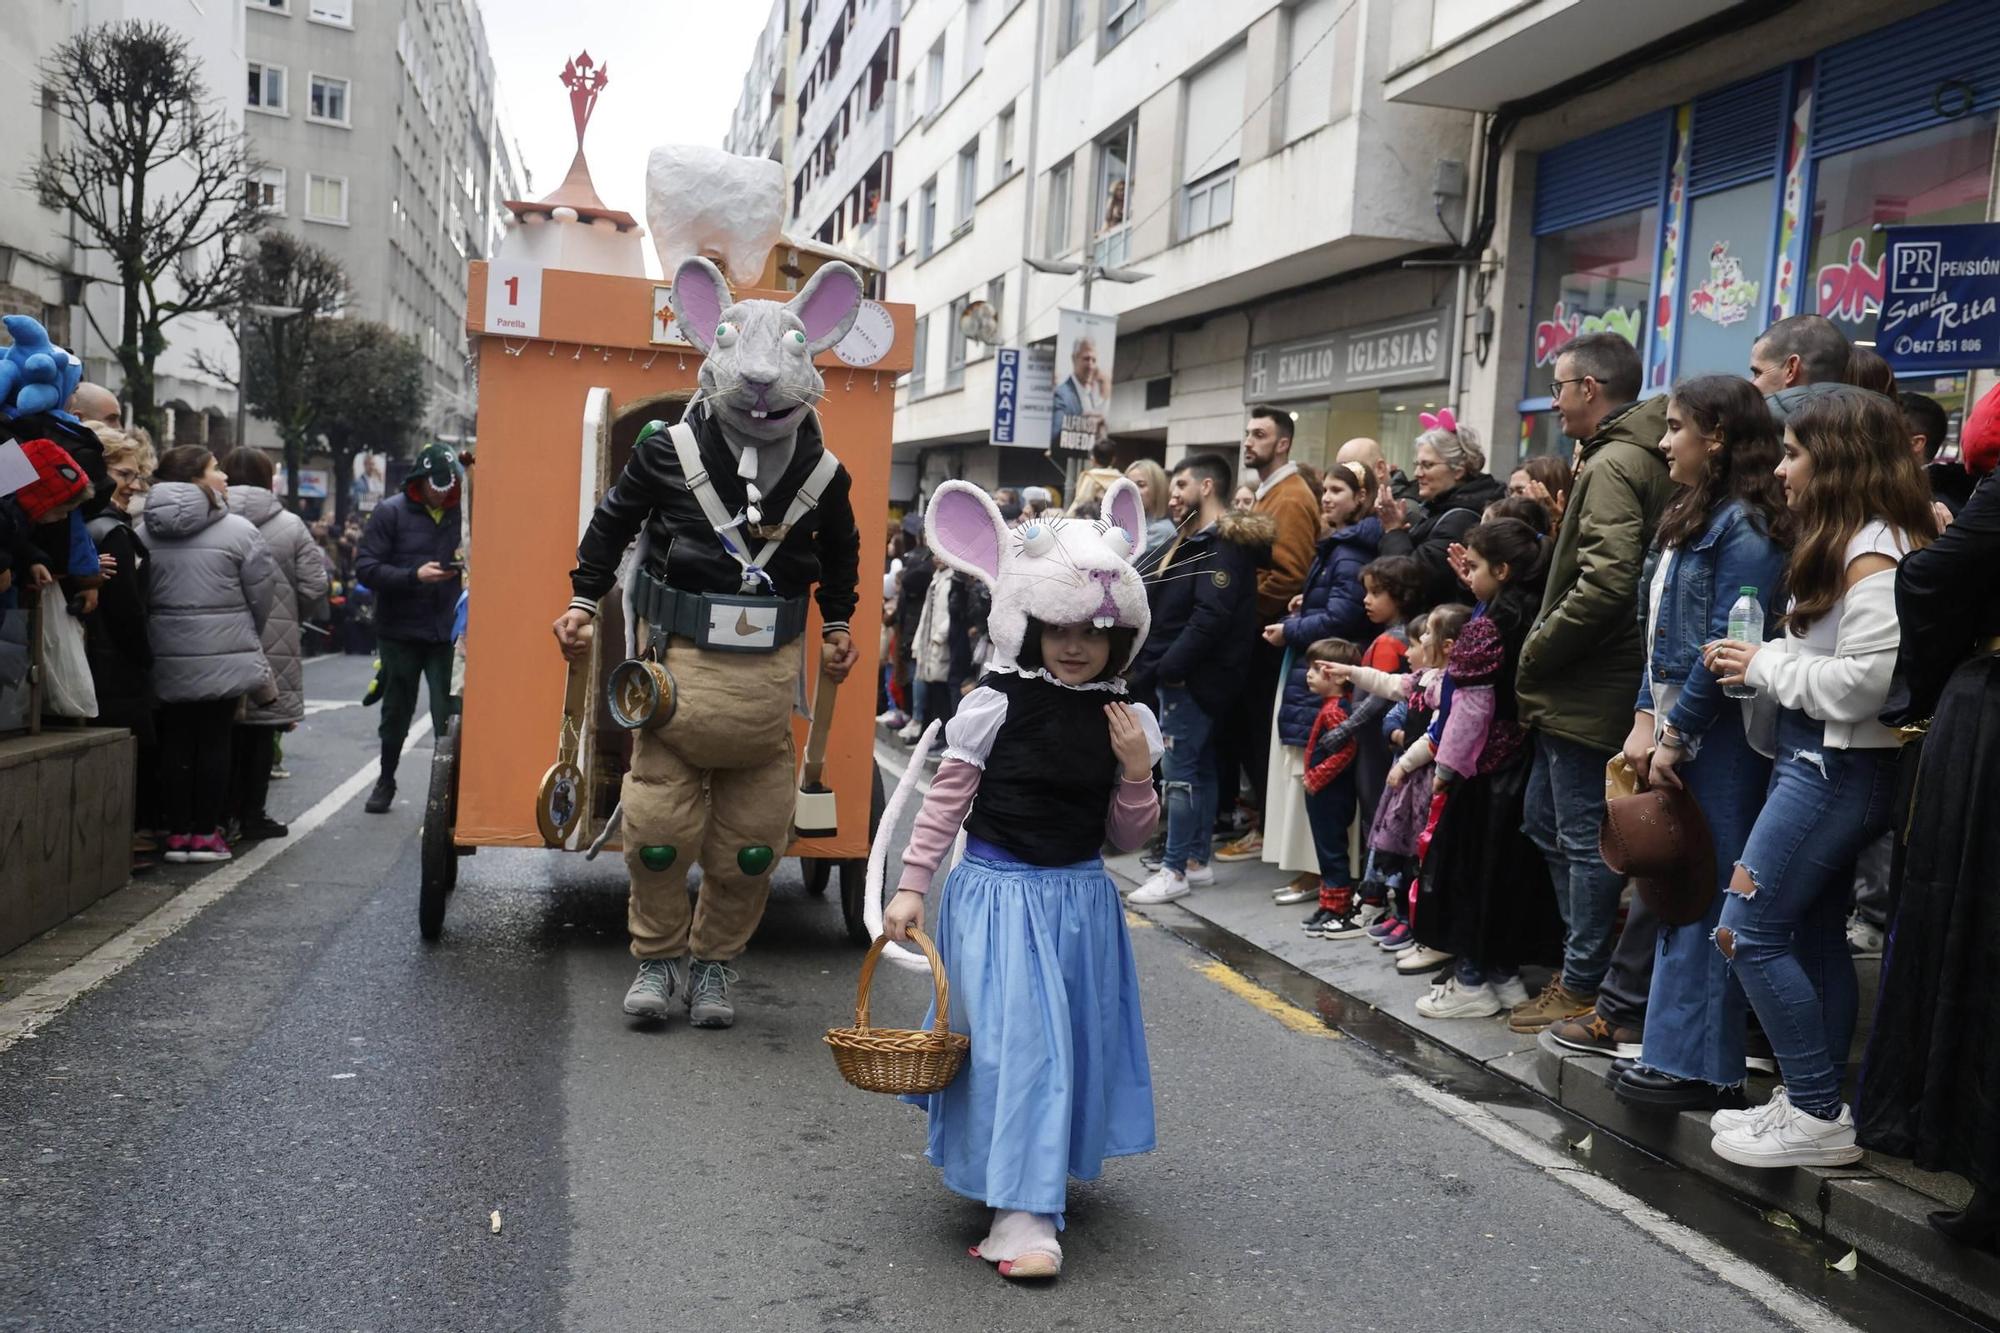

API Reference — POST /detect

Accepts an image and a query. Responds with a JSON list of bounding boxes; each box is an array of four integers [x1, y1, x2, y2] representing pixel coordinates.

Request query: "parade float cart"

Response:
[[418, 57, 911, 943]]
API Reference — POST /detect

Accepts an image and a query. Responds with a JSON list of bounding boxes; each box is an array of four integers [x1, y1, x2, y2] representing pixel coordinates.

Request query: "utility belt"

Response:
[[632, 567, 808, 654]]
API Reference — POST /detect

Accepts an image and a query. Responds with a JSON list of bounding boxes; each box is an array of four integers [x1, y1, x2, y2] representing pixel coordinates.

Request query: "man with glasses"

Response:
[[1512, 332, 1675, 1036]]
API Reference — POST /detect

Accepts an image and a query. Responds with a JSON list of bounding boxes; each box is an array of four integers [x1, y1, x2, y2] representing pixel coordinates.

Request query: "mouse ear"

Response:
[[924, 481, 1007, 587], [785, 261, 864, 354], [1101, 478, 1145, 560], [669, 256, 732, 353]]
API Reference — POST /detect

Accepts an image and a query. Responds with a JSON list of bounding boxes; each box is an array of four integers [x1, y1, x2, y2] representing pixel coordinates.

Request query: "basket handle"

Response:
[[854, 927, 951, 1035]]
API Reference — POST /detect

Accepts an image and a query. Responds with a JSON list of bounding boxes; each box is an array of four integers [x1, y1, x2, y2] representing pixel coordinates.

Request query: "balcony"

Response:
[[1384, 0, 1747, 111], [793, 84, 896, 238], [794, 0, 895, 150]]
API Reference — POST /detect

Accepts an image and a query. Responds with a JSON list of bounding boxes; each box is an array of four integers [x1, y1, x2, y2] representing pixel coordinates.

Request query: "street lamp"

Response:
[[232, 301, 304, 451]]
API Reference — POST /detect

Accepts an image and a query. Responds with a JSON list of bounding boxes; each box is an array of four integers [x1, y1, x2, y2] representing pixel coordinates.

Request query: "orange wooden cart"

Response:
[[417, 230, 911, 943]]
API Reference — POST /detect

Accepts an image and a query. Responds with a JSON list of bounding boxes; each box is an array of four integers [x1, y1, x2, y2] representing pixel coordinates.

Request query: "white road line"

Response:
[[1390, 1074, 1862, 1333], [0, 718, 433, 1057]]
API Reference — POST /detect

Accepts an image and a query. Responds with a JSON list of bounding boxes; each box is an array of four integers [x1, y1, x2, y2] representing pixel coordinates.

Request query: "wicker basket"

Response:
[[825, 928, 969, 1095]]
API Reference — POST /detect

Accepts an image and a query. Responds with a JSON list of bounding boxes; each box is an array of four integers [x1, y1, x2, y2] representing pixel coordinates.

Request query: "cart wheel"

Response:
[[838, 765, 889, 947], [802, 857, 833, 896], [420, 715, 461, 941]]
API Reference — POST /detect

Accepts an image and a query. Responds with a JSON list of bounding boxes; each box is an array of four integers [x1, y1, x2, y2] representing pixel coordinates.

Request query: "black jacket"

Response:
[[571, 404, 860, 626], [82, 509, 154, 739], [1379, 471, 1506, 611], [356, 485, 462, 643], [1127, 509, 1274, 719]]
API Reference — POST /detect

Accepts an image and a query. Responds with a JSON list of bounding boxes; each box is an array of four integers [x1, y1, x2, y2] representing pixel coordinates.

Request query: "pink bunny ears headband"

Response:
[[1419, 408, 1458, 434]]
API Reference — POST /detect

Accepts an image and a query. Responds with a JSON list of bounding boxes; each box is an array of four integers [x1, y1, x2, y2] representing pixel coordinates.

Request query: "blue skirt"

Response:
[[902, 839, 1157, 1219]]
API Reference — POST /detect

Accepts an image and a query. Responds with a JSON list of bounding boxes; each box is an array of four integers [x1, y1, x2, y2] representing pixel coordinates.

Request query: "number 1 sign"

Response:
[[484, 262, 543, 338]]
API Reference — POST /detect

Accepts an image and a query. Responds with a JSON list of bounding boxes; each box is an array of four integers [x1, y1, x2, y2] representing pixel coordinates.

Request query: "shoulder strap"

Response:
[[750, 449, 841, 570]]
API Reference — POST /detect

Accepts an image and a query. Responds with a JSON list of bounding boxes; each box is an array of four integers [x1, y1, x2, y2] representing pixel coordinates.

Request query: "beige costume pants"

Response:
[[622, 636, 800, 961]]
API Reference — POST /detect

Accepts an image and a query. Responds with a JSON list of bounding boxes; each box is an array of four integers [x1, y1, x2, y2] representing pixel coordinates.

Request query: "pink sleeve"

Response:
[[1434, 684, 1495, 777], [1104, 777, 1160, 852], [896, 759, 982, 895]]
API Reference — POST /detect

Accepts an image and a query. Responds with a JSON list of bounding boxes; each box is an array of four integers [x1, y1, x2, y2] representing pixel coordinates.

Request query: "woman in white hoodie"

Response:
[[1701, 386, 1937, 1170]]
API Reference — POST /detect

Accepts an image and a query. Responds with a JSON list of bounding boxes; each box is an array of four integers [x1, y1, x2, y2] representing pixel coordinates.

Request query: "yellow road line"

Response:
[[1191, 961, 1339, 1039]]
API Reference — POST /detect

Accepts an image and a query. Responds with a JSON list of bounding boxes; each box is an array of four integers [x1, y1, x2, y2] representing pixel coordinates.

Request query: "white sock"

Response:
[[977, 1208, 1061, 1262]]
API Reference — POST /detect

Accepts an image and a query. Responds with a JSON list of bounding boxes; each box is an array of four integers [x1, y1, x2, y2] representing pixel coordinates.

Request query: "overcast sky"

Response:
[[481, 0, 773, 276]]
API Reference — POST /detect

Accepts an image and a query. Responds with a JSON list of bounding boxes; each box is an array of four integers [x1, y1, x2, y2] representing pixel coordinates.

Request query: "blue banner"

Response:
[[1877, 223, 2000, 373]]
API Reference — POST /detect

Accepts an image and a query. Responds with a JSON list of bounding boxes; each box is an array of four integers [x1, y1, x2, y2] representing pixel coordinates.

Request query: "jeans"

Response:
[[1523, 731, 1626, 995], [1158, 686, 1217, 874], [1302, 769, 1357, 889], [1720, 710, 1895, 1117], [1638, 706, 1770, 1087]]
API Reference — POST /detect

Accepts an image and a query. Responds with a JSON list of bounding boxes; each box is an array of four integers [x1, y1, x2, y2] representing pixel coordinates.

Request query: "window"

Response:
[[956, 141, 979, 228], [308, 74, 350, 125], [1093, 124, 1134, 266], [248, 167, 285, 214], [309, 0, 351, 23], [1103, 0, 1144, 49], [247, 0, 289, 11], [1057, 0, 1085, 57], [1282, 0, 1340, 143], [1528, 205, 1657, 398], [947, 294, 970, 387], [247, 62, 286, 112], [305, 173, 349, 224], [910, 313, 930, 392], [919, 177, 938, 258], [900, 71, 917, 135], [996, 103, 1017, 179], [1045, 157, 1074, 256], [926, 41, 945, 115], [896, 201, 910, 258], [982, 273, 1006, 359], [964, 0, 986, 80], [1183, 164, 1235, 238]]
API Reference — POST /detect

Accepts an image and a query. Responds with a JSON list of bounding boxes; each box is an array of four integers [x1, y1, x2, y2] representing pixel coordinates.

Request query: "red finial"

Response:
[[559, 51, 609, 149]]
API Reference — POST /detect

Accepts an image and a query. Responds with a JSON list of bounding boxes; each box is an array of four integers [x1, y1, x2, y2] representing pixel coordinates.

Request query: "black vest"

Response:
[[962, 672, 1122, 866]]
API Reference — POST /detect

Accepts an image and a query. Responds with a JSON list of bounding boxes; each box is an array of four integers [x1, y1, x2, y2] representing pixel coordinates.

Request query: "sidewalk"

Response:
[[1106, 845, 2000, 1326]]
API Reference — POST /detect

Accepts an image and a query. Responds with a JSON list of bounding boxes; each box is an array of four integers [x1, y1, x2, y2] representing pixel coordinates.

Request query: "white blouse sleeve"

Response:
[[1129, 701, 1165, 767], [941, 686, 1009, 768]]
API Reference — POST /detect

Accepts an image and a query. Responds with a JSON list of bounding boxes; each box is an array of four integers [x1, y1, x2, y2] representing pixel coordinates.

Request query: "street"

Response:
[[0, 653, 1915, 1332]]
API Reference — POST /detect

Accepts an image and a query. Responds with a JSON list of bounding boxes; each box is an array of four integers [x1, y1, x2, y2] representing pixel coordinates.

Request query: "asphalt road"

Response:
[[2, 655, 1821, 1331]]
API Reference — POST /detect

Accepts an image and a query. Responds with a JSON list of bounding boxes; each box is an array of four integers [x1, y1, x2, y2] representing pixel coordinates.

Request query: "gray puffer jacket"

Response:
[[227, 485, 329, 725], [137, 482, 278, 704]]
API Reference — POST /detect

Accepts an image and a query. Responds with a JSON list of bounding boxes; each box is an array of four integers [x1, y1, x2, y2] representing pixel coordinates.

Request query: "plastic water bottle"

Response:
[[1724, 587, 1762, 699]]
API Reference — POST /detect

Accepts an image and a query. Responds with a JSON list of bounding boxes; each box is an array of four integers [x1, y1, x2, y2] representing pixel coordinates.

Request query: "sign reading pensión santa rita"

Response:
[[1245, 311, 1449, 399], [991, 346, 1056, 448], [1878, 223, 2000, 375]]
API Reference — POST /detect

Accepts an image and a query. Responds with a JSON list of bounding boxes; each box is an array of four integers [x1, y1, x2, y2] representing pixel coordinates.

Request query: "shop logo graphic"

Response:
[[1817, 239, 1883, 325], [1888, 242, 1942, 296], [1690, 241, 1760, 327], [1534, 302, 1642, 368]]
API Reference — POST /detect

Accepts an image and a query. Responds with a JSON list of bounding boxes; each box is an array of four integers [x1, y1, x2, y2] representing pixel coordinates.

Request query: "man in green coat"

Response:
[[1511, 333, 1675, 1033]]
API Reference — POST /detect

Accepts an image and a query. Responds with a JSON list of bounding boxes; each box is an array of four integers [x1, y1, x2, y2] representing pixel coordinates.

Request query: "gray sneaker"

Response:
[[623, 958, 684, 1021], [687, 959, 740, 1028]]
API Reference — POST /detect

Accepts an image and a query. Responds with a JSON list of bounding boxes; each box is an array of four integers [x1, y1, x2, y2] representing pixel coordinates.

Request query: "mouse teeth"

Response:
[[750, 409, 769, 419], [1092, 614, 1116, 629]]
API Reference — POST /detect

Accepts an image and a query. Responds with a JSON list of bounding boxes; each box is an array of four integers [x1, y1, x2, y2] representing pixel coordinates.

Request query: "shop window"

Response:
[[1094, 123, 1134, 267], [1677, 180, 1775, 376], [1806, 113, 1998, 348], [1527, 206, 1658, 387]]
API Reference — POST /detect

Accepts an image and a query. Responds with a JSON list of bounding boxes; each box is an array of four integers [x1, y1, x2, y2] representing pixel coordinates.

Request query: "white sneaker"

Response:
[[1395, 944, 1455, 974], [1710, 1099, 1863, 1169], [1846, 917, 1884, 958], [1416, 976, 1502, 1019], [896, 720, 924, 743], [1492, 975, 1530, 1009], [1711, 1085, 1791, 1135], [1126, 870, 1190, 904], [1183, 862, 1215, 887]]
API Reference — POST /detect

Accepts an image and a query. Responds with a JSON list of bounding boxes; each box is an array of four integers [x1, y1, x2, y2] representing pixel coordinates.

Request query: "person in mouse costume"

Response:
[[553, 256, 864, 1029], [874, 478, 1162, 1282]]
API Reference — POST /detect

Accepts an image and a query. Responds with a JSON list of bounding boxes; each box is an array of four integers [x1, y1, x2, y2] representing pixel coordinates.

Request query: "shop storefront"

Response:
[[1245, 308, 1452, 476], [1517, 0, 2000, 455]]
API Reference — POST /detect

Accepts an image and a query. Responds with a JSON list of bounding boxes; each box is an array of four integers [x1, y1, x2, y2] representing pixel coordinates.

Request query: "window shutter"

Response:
[[1532, 112, 1671, 235], [1183, 43, 1247, 184], [1688, 72, 1785, 196], [1812, 0, 2000, 158]]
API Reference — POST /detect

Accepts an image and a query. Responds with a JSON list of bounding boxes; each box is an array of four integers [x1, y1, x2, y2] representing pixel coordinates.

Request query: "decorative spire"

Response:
[[506, 48, 635, 229], [559, 51, 608, 151]]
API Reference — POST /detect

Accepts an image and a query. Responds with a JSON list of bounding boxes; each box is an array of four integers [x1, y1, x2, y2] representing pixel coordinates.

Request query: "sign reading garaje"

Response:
[[1878, 223, 2000, 374]]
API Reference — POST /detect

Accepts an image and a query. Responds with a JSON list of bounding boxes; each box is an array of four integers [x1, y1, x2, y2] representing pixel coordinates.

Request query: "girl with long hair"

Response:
[[1606, 375, 1793, 1112], [1701, 386, 1937, 1167]]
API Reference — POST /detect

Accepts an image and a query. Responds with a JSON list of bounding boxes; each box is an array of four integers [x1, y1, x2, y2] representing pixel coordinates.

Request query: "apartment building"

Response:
[[725, 0, 797, 175], [0, 0, 246, 443], [882, 0, 1478, 502], [245, 0, 526, 443], [1384, 0, 1999, 464], [788, 0, 901, 269]]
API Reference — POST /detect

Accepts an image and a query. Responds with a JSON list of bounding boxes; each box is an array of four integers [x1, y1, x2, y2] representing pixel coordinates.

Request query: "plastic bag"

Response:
[[38, 583, 98, 718], [1604, 752, 1640, 803]]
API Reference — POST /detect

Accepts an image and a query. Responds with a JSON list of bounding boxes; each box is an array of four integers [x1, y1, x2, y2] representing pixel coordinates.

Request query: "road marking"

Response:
[[1391, 1074, 1863, 1333], [0, 718, 433, 1057], [301, 699, 359, 716], [1192, 960, 1339, 1038]]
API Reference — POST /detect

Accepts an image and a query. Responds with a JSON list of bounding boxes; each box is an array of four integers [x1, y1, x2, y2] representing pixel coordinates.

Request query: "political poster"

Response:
[[1052, 309, 1117, 452]]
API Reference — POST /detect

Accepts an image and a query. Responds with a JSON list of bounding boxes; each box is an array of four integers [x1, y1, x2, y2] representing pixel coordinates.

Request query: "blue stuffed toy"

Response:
[[0, 315, 85, 420]]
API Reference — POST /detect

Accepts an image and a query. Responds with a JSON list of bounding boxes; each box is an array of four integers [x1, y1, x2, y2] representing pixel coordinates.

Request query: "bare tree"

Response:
[[233, 233, 350, 509], [31, 21, 266, 437]]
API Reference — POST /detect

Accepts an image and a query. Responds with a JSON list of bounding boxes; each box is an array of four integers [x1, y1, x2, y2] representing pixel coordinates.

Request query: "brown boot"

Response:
[[1508, 979, 1596, 1033]]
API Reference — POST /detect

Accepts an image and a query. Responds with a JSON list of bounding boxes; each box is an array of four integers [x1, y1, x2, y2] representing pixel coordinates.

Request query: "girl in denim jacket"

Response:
[[1612, 375, 1791, 1114]]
